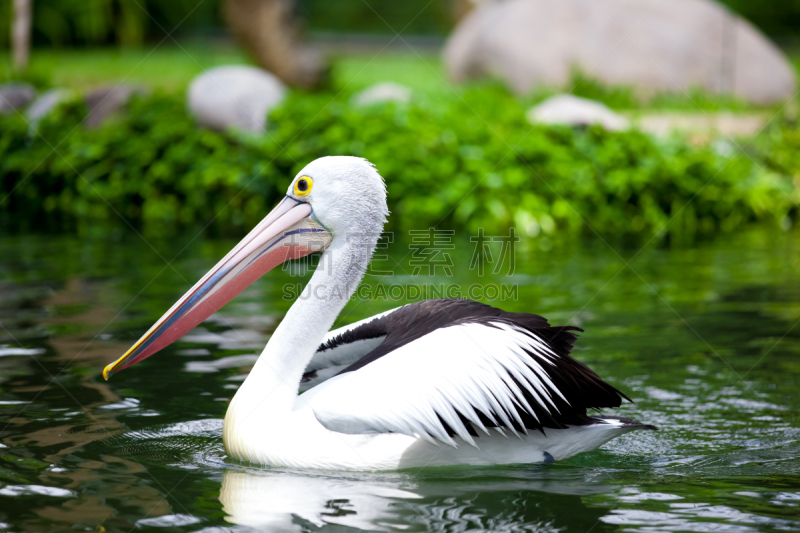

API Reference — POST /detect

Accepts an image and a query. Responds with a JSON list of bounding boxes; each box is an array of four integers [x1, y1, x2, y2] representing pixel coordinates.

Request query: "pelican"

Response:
[[103, 156, 655, 470]]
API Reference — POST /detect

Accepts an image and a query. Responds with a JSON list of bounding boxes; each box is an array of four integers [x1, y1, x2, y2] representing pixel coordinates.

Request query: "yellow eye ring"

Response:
[[293, 176, 313, 197]]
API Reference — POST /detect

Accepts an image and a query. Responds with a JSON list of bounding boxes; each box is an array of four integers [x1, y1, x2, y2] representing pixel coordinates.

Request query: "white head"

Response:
[[287, 156, 389, 240], [104, 156, 389, 378]]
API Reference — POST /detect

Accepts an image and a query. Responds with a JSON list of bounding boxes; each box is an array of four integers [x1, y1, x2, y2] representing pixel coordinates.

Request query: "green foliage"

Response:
[[0, 94, 273, 234], [0, 88, 797, 240]]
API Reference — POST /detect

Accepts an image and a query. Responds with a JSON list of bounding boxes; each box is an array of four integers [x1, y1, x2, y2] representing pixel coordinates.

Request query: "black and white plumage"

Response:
[[304, 299, 653, 449], [106, 156, 655, 471]]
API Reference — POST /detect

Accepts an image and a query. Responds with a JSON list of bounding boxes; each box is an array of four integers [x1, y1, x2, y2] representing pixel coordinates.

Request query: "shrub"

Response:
[[0, 88, 796, 239]]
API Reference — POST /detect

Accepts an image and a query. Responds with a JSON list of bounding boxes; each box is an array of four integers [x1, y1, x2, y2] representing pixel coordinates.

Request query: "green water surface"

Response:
[[0, 228, 798, 532]]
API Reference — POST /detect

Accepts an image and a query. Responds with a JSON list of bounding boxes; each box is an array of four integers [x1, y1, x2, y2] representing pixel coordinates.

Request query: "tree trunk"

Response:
[[11, 0, 32, 72], [224, 0, 327, 89], [452, 0, 497, 22], [452, 0, 475, 22]]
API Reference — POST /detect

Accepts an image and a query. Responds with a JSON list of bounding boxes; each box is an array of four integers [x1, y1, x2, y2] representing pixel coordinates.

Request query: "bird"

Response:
[[103, 156, 655, 470]]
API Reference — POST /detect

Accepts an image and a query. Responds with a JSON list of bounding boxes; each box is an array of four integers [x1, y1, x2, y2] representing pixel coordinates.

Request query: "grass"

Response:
[[0, 43, 251, 92], [0, 44, 453, 99], [332, 51, 454, 98], [1, 43, 797, 113]]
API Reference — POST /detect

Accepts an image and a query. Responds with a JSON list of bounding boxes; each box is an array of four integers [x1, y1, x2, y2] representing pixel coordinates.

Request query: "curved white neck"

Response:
[[224, 235, 373, 450]]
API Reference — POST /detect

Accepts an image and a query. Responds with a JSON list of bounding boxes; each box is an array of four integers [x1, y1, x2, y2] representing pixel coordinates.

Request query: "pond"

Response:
[[0, 227, 798, 532]]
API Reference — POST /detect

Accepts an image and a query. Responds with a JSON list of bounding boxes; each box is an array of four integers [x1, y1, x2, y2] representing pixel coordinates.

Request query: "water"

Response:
[[0, 228, 798, 532]]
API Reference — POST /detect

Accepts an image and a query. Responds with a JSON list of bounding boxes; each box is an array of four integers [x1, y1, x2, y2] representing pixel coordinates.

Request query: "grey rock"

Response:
[[0, 83, 36, 115], [352, 82, 412, 107], [27, 89, 73, 127], [526, 94, 629, 130], [187, 65, 287, 133], [444, 0, 796, 104], [85, 85, 147, 128]]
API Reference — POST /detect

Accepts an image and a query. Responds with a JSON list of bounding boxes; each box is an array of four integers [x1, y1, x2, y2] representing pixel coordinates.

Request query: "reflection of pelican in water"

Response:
[[220, 469, 419, 531], [219, 467, 613, 532], [105, 157, 654, 470]]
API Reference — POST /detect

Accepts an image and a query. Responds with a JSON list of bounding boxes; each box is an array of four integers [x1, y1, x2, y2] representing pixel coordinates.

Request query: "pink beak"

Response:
[[103, 197, 329, 379]]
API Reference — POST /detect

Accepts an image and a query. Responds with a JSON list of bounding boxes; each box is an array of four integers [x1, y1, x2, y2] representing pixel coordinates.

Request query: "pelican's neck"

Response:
[[226, 234, 373, 427]]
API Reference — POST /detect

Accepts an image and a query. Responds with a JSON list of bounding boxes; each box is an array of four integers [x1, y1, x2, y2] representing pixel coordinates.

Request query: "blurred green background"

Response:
[[1, 0, 799, 242]]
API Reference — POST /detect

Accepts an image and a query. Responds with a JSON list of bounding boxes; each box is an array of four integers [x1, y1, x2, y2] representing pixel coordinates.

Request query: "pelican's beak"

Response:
[[103, 197, 332, 379]]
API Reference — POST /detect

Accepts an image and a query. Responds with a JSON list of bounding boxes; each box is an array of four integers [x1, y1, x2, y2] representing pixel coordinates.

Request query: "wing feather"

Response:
[[303, 319, 628, 448]]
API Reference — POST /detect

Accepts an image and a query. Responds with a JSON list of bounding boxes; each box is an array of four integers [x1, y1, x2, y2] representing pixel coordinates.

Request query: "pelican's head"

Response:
[[103, 156, 388, 379], [289, 156, 388, 238]]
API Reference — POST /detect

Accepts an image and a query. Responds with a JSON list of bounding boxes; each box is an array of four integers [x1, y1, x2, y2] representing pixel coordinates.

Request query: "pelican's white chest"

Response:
[[223, 390, 415, 470]]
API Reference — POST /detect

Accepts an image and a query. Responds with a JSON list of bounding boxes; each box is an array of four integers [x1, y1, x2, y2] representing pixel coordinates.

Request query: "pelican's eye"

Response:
[[293, 176, 313, 197]]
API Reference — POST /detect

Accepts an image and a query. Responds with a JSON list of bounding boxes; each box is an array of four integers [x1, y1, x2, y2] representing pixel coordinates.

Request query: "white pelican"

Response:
[[103, 156, 655, 470]]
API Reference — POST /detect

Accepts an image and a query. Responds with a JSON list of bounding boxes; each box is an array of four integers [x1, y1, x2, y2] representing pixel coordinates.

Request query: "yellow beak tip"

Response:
[[102, 365, 112, 381]]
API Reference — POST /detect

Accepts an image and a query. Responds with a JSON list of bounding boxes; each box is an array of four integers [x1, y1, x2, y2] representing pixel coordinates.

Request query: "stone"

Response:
[[187, 65, 287, 133], [444, 0, 796, 104], [0, 82, 35, 115], [26, 89, 73, 127], [526, 94, 629, 130], [85, 85, 147, 128], [352, 82, 412, 107]]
